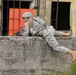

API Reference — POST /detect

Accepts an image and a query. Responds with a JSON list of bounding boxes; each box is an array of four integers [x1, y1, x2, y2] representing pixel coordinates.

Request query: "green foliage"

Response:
[[42, 62, 76, 75], [72, 62, 76, 71], [71, 62, 76, 75]]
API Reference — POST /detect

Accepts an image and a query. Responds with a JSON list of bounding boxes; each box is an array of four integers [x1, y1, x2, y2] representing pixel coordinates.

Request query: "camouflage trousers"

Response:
[[38, 27, 69, 53]]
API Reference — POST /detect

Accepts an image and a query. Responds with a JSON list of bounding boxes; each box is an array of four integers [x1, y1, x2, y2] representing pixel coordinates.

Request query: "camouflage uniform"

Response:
[[22, 12, 69, 53], [40, 26, 69, 53], [21, 12, 33, 36]]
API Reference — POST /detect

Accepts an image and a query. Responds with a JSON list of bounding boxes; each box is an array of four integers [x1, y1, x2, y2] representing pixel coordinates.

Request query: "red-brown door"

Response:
[[8, 8, 34, 36]]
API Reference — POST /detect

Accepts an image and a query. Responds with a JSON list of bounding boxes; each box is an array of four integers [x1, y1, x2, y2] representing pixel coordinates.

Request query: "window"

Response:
[[3, 0, 34, 36], [51, 2, 70, 30]]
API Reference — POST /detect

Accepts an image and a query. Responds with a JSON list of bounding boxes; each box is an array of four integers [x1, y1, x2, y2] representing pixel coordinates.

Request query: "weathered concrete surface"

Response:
[[0, 36, 76, 75]]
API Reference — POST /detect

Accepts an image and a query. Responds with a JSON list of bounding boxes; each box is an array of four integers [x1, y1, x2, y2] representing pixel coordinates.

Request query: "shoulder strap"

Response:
[[29, 17, 33, 29], [28, 17, 33, 36]]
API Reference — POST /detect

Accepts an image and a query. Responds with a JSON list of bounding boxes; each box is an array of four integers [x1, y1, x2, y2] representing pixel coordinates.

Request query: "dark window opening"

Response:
[[51, 2, 70, 30], [3, 0, 31, 35]]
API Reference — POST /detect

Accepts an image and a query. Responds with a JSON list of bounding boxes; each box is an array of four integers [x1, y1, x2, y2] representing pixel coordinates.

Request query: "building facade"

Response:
[[2, 0, 33, 36], [1, 0, 76, 36], [34, 0, 76, 36]]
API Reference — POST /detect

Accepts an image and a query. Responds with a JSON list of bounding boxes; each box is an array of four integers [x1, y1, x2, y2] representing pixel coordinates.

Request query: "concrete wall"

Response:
[[0, 36, 76, 75]]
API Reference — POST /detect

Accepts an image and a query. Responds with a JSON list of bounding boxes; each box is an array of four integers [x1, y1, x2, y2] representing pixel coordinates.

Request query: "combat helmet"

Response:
[[22, 12, 33, 19]]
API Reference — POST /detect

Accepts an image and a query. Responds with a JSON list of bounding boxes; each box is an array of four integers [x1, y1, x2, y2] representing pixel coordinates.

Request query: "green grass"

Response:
[[71, 62, 76, 75], [42, 62, 76, 75]]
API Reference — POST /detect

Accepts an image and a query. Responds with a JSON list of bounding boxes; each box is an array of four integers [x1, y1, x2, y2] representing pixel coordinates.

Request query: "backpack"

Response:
[[33, 16, 46, 27], [32, 16, 46, 33]]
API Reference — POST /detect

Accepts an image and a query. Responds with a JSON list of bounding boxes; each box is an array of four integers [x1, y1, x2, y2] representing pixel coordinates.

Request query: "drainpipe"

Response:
[[1, 0, 3, 35], [55, 0, 59, 30], [37, 0, 40, 16]]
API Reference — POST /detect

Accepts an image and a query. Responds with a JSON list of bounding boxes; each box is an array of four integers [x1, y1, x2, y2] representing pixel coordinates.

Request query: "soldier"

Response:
[[21, 2, 76, 62], [22, 11, 76, 62]]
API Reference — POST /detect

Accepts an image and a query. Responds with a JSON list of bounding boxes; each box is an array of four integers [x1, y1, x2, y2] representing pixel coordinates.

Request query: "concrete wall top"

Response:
[[0, 36, 76, 75]]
